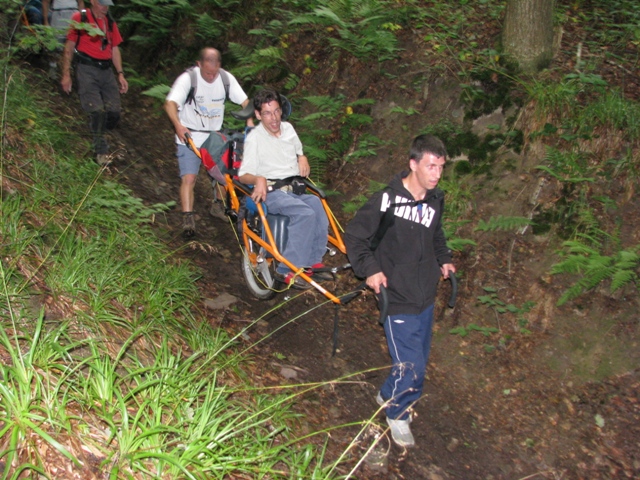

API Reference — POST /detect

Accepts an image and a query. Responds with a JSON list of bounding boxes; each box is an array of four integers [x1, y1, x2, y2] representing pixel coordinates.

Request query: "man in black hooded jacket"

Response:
[[344, 134, 456, 448]]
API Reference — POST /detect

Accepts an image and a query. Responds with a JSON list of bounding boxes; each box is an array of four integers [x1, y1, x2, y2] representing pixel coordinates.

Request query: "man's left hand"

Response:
[[298, 155, 310, 177]]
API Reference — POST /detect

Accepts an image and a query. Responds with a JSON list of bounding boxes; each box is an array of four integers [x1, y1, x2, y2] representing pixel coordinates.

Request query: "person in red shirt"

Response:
[[60, 0, 128, 166]]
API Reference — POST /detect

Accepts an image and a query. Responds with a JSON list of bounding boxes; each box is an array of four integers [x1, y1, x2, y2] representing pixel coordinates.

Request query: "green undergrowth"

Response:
[[0, 64, 360, 479]]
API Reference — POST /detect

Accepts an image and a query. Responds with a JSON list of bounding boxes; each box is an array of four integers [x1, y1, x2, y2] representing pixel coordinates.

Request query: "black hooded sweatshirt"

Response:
[[344, 171, 452, 316]]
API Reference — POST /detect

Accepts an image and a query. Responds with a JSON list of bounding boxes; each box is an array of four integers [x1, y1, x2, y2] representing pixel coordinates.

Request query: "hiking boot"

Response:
[[182, 212, 196, 239], [209, 200, 227, 220], [386, 417, 415, 448], [96, 154, 111, 166], [277, 272, 311, 290]]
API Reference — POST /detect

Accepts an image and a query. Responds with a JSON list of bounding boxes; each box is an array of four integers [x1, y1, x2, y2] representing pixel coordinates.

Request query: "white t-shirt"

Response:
[[166, 67, 248, 147], [238, 122, 304, 180]]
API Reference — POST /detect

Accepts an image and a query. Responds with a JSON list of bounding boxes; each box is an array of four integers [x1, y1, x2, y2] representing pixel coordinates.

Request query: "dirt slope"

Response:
[[69, 76, 636, 479]]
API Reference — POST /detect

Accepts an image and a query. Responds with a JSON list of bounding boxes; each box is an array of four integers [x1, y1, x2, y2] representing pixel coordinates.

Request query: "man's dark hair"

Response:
[[253, 88, 281, 112], [409, 134, 447, 161]]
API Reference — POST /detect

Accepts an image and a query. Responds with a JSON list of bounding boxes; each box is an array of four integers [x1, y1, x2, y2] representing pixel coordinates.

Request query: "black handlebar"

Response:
[[377, 285, 389, 325], [448, 272, 458, 308], [377, 272, 457, 325]]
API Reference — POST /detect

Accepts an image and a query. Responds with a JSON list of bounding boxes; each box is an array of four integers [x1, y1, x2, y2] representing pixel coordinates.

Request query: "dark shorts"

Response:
[[76, 63, 121, 114]]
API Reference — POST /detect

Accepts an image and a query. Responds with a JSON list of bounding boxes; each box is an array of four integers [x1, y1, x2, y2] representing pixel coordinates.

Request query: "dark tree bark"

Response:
[[502, 0, 555, 73]]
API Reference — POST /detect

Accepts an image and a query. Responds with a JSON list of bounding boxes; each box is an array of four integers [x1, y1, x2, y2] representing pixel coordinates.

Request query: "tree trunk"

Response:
[[502, 0, 555, 73]]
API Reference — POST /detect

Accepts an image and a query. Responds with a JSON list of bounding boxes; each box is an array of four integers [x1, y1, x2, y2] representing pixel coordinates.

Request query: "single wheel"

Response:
[[241, 245, 277, 300]]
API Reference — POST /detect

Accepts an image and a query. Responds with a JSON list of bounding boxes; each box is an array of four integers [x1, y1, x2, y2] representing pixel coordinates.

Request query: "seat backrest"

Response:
[[266, 214, 289, 255], [244, 198, 289, 254]]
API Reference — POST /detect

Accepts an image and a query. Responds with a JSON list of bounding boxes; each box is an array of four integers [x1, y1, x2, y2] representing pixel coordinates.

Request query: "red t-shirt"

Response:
[[66, 9, 123, 60]]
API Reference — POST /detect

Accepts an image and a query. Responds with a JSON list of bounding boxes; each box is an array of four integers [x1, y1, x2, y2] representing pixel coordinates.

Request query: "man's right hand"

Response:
[[366, 272, 387, 294], [251, 177, 268, 203], [176, 124, 190, 143]]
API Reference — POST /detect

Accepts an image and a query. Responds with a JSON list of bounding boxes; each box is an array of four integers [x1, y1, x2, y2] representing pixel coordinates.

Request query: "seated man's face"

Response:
[[256, 100, 282, 136]]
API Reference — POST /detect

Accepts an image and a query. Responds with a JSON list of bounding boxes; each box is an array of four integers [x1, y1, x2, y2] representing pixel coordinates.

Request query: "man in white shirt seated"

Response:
[[238, 89, 329, 289]]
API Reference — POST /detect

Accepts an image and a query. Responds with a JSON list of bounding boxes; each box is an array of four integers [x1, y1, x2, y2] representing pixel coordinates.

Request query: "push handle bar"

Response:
[[377, 272, 458, 325]]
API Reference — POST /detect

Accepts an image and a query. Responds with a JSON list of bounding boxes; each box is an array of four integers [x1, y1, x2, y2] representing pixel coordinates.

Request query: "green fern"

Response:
[[552, 241, 640, 305], [142, 85, 171, 101], [474, 216, 532, 232], [288, 0, 400, 61], [536, 147, 595, 184], [446, 237, 477, 252], [342, 194, 370, 214], [227, 43, 286, 82]]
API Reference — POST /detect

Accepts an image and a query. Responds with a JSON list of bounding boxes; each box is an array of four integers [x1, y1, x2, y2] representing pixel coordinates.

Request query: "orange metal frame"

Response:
[[224, 173, 347, 304]]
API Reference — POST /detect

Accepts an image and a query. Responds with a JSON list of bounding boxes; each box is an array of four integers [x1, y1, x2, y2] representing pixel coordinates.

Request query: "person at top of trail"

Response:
[[344, 134, 456, 448], [165, 47, 251, 239]]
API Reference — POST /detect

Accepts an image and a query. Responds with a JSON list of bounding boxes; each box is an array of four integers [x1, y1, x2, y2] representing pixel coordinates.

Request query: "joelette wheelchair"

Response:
[[224, 174, 349, 302], [187, 100, 352, 303]]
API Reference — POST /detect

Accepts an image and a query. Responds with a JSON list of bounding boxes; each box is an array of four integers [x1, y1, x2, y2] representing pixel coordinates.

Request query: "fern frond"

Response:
[[447, 238, 476, 252], [474, 216, 532, 232], [610, 269, 637, 292], [561, 240, 599, 256], [141, 84, 170, 101], [554, 242, 640, 305]]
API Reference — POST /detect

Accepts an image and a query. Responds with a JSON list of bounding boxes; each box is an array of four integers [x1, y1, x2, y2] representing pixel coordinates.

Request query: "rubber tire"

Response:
[[241, 247, 277, 300]]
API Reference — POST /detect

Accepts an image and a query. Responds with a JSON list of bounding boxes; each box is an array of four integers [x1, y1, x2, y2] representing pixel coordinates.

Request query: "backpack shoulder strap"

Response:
[[185, 66, 197, 106], [186, 67, 230, 106], [219, 68, 230, 102], [370, 187, 395, 251], [106, 10, 114, 31], [75, 9, 88, 48]]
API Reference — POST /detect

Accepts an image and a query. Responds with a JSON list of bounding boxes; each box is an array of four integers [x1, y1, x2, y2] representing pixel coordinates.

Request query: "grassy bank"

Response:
[[0, 61, 347, 479]]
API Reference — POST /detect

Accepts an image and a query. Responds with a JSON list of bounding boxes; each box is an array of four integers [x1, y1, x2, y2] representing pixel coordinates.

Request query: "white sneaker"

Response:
[[96, 154, 111, 166], [376, 392, 385, 407], [386, 417, 415, 448]]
